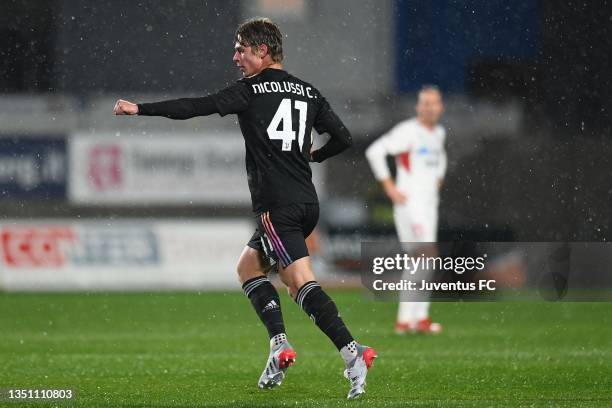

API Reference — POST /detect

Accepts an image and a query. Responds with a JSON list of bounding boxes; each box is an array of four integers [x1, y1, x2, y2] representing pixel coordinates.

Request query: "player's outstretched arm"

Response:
[[310, 99, 353, 162], [113, 82, 251, 120], [113, 96, 219, 120]]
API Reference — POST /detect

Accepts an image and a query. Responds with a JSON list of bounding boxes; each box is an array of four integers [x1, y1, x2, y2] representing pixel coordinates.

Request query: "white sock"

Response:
[[270, 333, 287, 348], [400, 262, 433, 323], [415, 301, 430, 321], [340, 340, 358, 366], [398, 265, 419, 324], [397, 301, 417, 325]]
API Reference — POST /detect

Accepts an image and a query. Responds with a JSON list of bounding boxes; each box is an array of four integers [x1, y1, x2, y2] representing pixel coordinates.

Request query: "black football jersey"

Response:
[[210, 68, 351, 213]]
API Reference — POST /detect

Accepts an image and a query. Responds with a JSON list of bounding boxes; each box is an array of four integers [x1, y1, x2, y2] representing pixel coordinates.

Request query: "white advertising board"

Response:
[[69, 132, 251, 204], [0, 219, 252, 291]]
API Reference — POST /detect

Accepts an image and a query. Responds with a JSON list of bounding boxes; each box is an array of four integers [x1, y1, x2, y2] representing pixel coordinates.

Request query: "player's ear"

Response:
[[258, 43, 269, 59]]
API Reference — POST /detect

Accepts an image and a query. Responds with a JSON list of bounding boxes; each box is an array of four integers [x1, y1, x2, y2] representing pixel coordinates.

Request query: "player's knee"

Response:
[[236, 262, 247, 284], [279, 259, 315, 299], [276, 269, 296, 298], [278, 271, 290, 287], [287, 283, 300, 300], [236, 257, 255, 284]]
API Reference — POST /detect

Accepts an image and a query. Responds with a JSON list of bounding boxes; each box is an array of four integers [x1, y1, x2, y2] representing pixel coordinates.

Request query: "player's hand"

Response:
[[384, 183, 407, 204], [113, 99, 139, 115]]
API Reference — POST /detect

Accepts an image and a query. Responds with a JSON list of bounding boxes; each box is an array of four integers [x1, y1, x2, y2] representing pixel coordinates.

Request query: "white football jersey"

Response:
[[365, 118, 446, 198]]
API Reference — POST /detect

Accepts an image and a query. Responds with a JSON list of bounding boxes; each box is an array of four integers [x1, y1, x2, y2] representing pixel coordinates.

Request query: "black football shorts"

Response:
[[247, 203, 319, 269]]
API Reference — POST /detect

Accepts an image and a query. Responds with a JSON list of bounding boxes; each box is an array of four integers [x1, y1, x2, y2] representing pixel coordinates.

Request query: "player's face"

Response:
[[233, 41, 263, 77], [415, 90, 444, 127]]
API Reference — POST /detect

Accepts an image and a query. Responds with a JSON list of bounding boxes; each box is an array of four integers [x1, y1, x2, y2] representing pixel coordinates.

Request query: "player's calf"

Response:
[[294, 281, 354, 351], [242, 276, 286, 339]]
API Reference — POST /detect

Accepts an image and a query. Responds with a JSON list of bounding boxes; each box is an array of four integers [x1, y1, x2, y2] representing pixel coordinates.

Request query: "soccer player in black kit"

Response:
[[114, 18, 376, 399]]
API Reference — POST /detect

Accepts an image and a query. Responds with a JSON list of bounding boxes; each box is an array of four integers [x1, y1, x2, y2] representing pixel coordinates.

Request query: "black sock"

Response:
[[242, 276, 286, 339], [296, 281, 354, 350]]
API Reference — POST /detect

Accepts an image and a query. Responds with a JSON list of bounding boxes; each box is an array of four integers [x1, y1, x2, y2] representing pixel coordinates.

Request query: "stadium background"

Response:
[[1, 1, 611, 406], [1, 0, 610, 289]]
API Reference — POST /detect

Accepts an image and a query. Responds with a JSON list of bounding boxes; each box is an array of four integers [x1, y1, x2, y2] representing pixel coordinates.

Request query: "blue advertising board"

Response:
[[0, 136, 67, 199], [395, 0, 539, 92]]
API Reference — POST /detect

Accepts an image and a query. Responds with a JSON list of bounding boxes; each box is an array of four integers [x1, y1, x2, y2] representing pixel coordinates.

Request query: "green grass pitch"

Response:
[[1, 290, 611, 407]]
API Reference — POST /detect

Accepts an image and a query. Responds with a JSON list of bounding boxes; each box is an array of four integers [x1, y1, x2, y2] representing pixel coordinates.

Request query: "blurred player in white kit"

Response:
[[365, 85, 446, 334]]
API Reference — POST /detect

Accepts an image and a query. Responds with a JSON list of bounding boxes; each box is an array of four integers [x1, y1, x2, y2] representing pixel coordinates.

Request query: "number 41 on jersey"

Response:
[[267, 98, 308, 151]]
